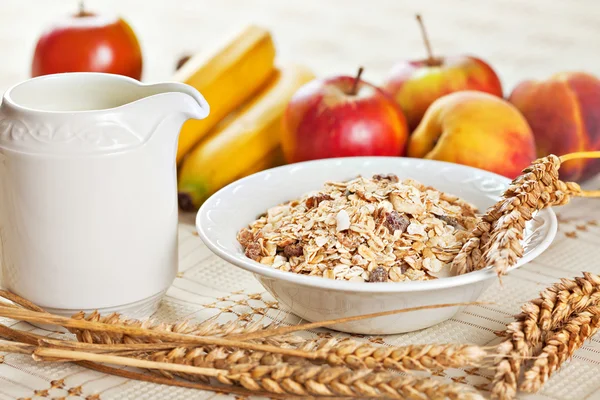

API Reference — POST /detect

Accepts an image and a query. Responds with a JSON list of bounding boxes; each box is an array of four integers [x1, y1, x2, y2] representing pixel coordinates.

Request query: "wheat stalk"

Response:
[[141, 337, 489, 381], [0, 325, 299, 399], [69, 310, 303, 348], [452, 156, 556, 275], [0, 288, 482, 346], [47, 324, 489, 377], [30, 345, 484, 399], [0, 305, 320, 359], [491, 272, 600, 399], [68, 306, 490, 373], [0, 293, 488, 399], [0, 323, 485, 399], [491, 321, 525, 400], [0, 290, 46, 312], [70, 313, 489, 375], [59, 323, 492, 378], [482, 209, 529, 277], [0, 291, 489, 398], [453, 154, 590, 277], [0, 339, 36, 354], [521, 306, 600, 393], [0, 334, 484, 400], [311, 338, 489, 372], [77, 359, 298, 399], [450, 220, 492, 275], [541, 273, 600, 331], [60, 301, 487, 344], [219, 362, 485, 399]]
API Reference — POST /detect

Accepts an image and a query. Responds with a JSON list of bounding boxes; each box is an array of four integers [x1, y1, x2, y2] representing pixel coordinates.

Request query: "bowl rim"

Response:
[[196, 156, 558, 293]]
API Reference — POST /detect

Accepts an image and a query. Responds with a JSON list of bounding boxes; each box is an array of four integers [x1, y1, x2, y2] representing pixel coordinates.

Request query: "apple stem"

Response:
[[416, 14, 436, 66], [350, 67, 364, 95]]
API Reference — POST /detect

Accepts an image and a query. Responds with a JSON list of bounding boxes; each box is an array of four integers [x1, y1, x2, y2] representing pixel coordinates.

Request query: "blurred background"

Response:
[[1, 0, 599, 91], [2, 0, 600, 213]]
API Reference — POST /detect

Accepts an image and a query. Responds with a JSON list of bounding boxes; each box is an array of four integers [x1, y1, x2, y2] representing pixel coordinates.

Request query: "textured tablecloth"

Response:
[[1, 1, 600, 399]]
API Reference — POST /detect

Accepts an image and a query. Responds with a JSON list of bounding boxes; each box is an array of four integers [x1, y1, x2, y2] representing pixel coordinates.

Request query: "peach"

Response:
[[408, 91, 536, 179], [508, 72, 600, 181]]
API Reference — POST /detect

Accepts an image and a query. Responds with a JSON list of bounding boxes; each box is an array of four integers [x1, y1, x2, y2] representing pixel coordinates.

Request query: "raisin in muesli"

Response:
[[244, 242, 262, 261], [283, 243, 303, 258], [384, 211, 410, 233], [305, 194, 333, 209], [373, 173, 399, 183], [368, 266, 388, 282], [237, 228, 255, 247]]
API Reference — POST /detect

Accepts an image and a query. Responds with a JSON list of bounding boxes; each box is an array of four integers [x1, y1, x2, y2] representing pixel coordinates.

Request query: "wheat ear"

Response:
[[140, 337, 489, 381], [314, 338, 489, 372], [453, 152, 599, 278], [0, 322, 486, 399], [1, 320, 485, 400], [521, 306, 600, 392], [72, 319, 489, 376], [491, 272, 600, 399], [0, 338, 484, 400], [69, 310, 303, 348], [0, 305, 319, 359], [452, 155, 556, 275], [0, 325, 297, 399]]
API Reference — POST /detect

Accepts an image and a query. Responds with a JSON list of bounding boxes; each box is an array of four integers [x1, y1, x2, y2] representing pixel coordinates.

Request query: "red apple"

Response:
[[281, 68, 409, 163], [382, 15, 503, 131], [31, 3, 142, 80]]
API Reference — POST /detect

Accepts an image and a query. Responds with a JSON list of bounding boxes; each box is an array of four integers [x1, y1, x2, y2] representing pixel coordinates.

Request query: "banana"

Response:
[[173, 25, 276, 164], [178, 64, 315, 210]]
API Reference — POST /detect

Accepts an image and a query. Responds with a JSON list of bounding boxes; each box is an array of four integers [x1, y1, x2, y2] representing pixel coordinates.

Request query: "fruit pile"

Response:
[[31, 7, 600, 211], [279, 16, 600, 185], [172, 17, 600, 211]]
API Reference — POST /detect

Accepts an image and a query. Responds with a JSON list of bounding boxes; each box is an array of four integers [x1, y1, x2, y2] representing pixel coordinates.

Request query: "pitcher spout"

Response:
[[141, 82, 210, 121], [116, 80, 211, 145]]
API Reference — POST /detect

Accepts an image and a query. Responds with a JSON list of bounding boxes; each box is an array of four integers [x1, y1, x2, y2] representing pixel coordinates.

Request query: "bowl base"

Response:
[[258, 274, 493, 335], [286, 305, 466, 335]]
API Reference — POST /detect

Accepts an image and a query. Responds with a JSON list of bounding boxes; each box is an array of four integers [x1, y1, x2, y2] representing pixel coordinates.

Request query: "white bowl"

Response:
[[196, 157, 557, 334]]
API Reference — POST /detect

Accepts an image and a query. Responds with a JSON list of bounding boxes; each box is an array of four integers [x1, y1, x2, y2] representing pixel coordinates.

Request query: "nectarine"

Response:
[[408, 91, 536, 178], [509, 72, 600, 182]]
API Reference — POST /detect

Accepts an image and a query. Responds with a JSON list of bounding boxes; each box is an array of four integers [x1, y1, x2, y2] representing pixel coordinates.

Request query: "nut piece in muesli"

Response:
[[237, 174, 478, 283]]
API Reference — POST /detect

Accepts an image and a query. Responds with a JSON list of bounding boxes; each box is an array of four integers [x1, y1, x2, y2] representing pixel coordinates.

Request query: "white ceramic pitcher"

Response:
[[0, 72, 209, 318]]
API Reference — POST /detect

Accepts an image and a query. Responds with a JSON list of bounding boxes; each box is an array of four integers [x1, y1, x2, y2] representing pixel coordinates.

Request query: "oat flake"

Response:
[[237, 174, 478, 283]]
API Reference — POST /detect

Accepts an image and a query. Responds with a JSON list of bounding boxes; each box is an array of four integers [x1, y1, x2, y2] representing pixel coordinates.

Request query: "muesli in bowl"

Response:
[[197, 157, 557, 334], [238, 174, 479, 283]]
